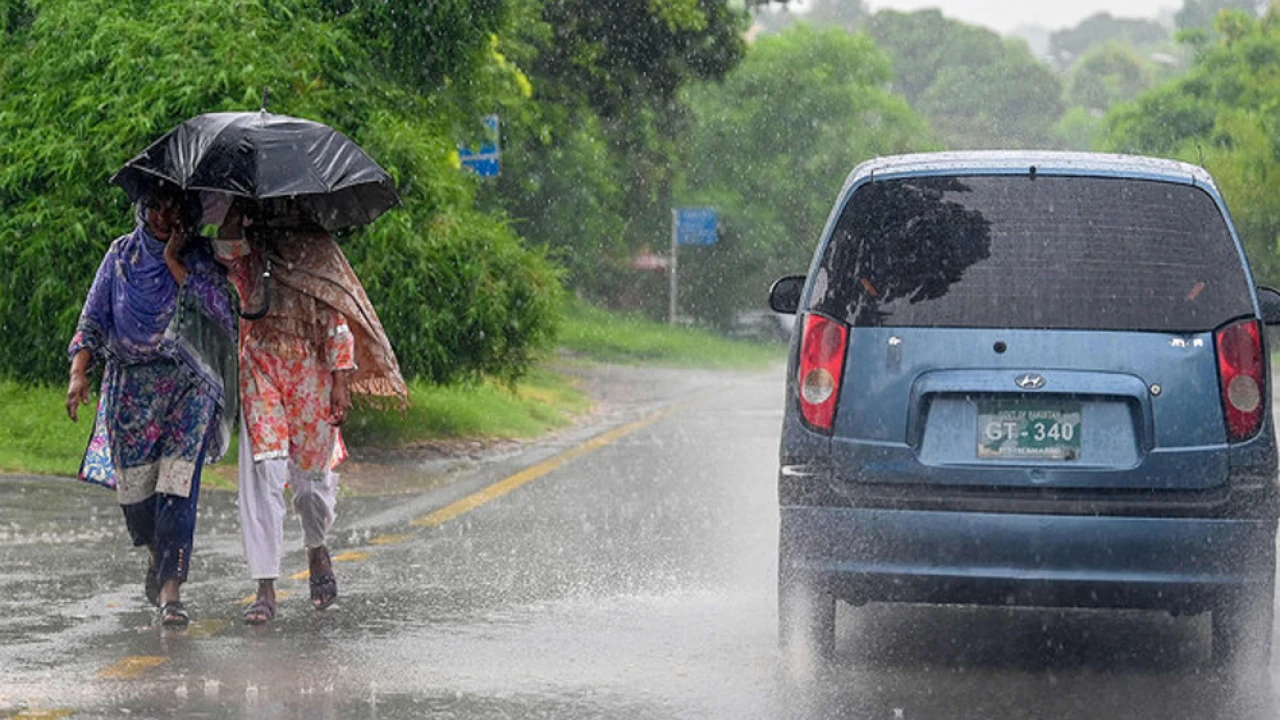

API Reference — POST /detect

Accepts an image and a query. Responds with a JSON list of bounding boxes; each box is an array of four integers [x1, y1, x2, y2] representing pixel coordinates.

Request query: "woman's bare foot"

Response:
[[156, 578, 181, 608]]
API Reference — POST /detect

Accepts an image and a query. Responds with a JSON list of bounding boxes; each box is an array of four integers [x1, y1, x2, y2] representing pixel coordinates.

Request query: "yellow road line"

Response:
[[11, 710, 76, 719], [411, 409, 670, 528], [369, 533, 411, 546], [99, 656, 167, 679], [185, 619, 231, 639]]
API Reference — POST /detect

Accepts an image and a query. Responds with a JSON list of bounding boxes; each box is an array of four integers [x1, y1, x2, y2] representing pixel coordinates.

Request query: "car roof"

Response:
[[844, 151, 1216, 193]]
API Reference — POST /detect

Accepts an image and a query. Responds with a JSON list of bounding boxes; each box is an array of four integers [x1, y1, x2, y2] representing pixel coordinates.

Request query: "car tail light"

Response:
[[1216, 318, 1265, 442], [798, 313, 848, 432]]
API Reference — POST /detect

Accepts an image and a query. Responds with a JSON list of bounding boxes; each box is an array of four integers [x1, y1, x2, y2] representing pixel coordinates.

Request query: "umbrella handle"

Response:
[[239, 258, 272, 320]]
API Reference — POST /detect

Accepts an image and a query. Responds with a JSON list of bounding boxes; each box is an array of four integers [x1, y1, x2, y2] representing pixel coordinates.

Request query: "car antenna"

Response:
[[261, 86, 270, 113], [1029, 165, 1038, 181], [1196, 141, 1205, 167]]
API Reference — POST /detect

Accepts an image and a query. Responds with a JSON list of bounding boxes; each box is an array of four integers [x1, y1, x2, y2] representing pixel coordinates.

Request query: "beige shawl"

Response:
[[262, 230, 409, 408]]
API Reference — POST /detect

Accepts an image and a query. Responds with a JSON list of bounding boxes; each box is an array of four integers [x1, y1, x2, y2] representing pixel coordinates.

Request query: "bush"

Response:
[[0, 0, 561, 385]]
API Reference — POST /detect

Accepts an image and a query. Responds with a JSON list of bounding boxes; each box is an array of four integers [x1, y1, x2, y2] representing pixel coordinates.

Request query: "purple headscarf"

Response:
[[72, 195, 229, 364], [86, 224, 179, 362]]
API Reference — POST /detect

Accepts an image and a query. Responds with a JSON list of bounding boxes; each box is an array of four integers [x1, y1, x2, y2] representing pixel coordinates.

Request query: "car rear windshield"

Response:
[[807, 174, 1254, 332]]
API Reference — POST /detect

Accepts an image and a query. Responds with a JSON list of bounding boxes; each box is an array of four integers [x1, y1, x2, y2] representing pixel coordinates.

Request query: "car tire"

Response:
[[1211, 580, 1275, 670], [778, 568, 836, 661]]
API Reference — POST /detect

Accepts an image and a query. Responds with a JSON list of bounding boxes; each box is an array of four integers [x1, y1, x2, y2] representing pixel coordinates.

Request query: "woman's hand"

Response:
[[163, 224, 189, 285], [66, 350, 92, 421], [330, 370, 352, 426]]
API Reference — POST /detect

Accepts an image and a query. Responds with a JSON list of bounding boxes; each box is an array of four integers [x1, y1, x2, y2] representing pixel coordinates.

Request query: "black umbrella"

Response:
[[110, 110, 400, 232]]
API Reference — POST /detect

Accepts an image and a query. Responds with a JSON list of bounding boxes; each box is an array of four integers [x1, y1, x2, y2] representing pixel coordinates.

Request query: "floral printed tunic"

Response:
[[71, 230, 237, 504], [217, 239, 356, 477]]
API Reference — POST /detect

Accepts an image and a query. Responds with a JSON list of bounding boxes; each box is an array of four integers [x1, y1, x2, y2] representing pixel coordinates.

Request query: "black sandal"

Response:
[[310, 571, 338, 610], [243, 597, 275, 626], [309, 547, 338, 610], [160, 601, 190, 628]]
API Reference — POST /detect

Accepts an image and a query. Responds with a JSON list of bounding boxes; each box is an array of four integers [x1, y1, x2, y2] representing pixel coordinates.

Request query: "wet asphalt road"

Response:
[[2, 364, 1279, 719]]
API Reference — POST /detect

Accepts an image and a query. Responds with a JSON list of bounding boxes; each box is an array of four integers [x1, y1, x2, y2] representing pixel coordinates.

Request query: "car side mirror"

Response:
[[769, 275, 806, 315], [1259, 286, 1280, 326]]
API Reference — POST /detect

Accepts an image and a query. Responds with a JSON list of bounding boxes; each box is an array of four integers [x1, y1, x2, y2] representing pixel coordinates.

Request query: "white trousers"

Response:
[[238, 418, 339, 580]]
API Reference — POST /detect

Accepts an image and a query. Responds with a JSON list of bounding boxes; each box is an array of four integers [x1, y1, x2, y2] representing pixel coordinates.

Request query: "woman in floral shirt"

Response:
[[214, 199, 406, 625]]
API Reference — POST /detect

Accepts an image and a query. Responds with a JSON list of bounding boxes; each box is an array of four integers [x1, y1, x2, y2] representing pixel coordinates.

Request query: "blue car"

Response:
[[769, 151, 1280, 667]]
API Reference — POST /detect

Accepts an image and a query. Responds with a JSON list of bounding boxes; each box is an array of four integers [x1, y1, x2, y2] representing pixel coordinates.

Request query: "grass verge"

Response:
[[0, 380, 88, 477], [341, 365, 590, 448], [0, 368, 589, 478], [558, 299, 786, 369]]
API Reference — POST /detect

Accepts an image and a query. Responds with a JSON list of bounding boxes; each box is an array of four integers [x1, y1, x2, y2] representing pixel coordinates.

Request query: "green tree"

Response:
[[863, 9, 1064, 149], [0, 0, 561, 384], [804, 0, 867, 31], [1049, 13, 1169, 69], [862, 9, 1005, 103], [1105, 8, 1280, 284], [749, 3, 800, 35], [491, 0, 755, 313], [1176, 0, 1266, 31], [1065, 43, 1154, 111], [1054, 106, 1108, 151], [678, 25, 934, 326], [317, 0, 510, 92], [918, 57, 1064, 149]]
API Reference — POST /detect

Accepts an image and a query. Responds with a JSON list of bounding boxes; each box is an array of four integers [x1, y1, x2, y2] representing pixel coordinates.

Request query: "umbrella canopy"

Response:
[[110, 111, 400, 232]]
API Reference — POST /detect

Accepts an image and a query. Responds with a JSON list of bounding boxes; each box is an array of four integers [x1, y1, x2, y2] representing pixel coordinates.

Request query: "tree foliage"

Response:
[[1176, 0, 1267, 31], [863, 10, 1064, 149], [1048, 13, 1169, 69], [491, 0, 753, 309], [802, 0, 867, 31], [1104, 8, 1280, 284], [528, 0, 747, 120], [1065, 43, 1154, 111], [678, 25, 935, 327], [0, 0, 561, 385], [316, 0, 510, 93]]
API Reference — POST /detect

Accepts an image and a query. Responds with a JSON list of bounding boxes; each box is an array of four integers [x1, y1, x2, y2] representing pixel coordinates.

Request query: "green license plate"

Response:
[[977, 400, 1082, 461]]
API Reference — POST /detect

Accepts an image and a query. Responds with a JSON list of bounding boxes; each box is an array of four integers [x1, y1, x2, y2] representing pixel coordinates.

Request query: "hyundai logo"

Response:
[[1015, 373, 1046, 390]]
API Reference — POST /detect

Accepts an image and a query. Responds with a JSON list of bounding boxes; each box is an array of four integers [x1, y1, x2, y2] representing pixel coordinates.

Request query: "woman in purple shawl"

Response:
[[65, 183, 237, 628]]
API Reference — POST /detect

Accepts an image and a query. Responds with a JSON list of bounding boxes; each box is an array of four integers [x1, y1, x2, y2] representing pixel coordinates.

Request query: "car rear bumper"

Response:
[[780, 507, 1278, 612]]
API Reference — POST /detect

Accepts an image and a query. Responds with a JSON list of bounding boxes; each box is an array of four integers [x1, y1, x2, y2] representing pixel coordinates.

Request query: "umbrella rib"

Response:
[[303, 131, 342, 195], [187, 114, 256, 190]]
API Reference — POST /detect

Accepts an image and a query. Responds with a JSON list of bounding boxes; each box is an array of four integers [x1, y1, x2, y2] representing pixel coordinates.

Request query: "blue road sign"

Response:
[[459, 114, 500, 177], [675, 207, 717, 246]]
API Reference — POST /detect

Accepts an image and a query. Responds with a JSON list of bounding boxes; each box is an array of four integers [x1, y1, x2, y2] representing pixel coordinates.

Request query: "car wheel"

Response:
[[778, 568, 836, 661], [1211, 580, 1275, 670]]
